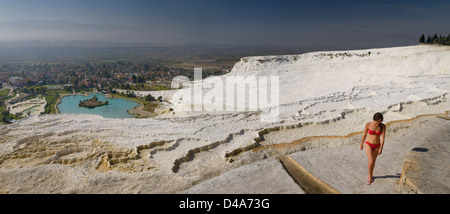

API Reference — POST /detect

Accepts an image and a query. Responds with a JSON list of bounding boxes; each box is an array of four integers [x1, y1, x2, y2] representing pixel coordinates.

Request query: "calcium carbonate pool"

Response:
[[57, 93, 140, 118]]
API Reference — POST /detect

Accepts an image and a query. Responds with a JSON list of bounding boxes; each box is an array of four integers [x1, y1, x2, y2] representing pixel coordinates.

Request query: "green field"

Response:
[[44, 94, 59, 114], [0, 88, 11, 98]]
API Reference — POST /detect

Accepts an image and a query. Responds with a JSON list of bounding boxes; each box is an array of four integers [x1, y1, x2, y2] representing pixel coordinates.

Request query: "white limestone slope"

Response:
[[0, 45, 449, 193], [167, 45, 449, 122]]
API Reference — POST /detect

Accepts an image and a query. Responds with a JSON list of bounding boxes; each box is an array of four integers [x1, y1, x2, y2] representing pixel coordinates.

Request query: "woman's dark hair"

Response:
[[373, 112, 383, 121]]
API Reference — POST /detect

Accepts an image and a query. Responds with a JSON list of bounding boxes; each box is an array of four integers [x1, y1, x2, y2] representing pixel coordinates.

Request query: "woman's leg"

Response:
[[371, 147, 379, 181], [365, 143, 376, 184]]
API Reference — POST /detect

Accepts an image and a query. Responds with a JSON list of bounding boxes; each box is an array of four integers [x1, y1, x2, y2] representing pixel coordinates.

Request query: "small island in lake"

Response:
[[79, 95, 108, 108]]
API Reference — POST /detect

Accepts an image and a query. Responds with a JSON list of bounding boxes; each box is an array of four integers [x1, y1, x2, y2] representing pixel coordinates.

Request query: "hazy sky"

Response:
[[0, 0, 449, 49]]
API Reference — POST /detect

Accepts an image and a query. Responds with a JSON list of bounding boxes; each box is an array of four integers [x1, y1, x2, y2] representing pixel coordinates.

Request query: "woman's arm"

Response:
[[360, 123, 368, 150], [379, 124, 386, 155]]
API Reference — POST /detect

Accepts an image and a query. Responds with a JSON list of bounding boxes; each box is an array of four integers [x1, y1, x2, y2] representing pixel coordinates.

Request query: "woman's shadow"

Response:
[[373, 173, 401, 181], [373, 148, 428, 181]]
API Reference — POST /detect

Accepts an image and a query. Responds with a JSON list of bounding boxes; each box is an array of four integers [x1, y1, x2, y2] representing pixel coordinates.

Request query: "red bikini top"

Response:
[[368, 129, 382, 135]]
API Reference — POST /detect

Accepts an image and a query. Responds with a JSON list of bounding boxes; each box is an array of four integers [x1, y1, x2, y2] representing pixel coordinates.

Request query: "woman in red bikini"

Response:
[[360, 112, 386, 185]]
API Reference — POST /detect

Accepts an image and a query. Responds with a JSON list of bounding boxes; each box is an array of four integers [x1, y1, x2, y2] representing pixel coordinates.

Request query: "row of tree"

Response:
[[419, 33, 450, 45]]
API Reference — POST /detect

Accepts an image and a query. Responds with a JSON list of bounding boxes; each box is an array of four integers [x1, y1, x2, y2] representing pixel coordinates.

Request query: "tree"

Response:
[[419, 34, 425, 43], [72, 76, 79, 88], [2, 109, 11, 123], [145, 94, 156, 102], [422, 33, 449, 46], [80, 83, 87, 90], [25, 79, 35, 87], [432, 33, 438, 44], [137, 75, 145, 83], [15, 112, 23, 118], [2, 109, 9, 118], [64, 85, 72, 92], [426, 35, 432, 44]]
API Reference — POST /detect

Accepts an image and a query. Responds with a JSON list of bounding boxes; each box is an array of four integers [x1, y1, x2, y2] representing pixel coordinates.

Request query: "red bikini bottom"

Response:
[[365, 141, 380, 150]]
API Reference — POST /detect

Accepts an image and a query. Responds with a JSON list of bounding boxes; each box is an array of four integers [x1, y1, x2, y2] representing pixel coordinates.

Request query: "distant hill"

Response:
[[0, 19, 183, 44]]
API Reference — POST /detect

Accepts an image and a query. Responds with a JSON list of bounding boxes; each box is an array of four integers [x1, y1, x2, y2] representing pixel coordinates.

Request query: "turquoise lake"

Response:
[[57, 93, 140, 118]]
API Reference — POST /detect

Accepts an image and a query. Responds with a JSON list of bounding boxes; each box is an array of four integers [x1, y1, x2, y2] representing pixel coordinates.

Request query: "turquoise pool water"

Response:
[[57, 93, 140, 118]]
